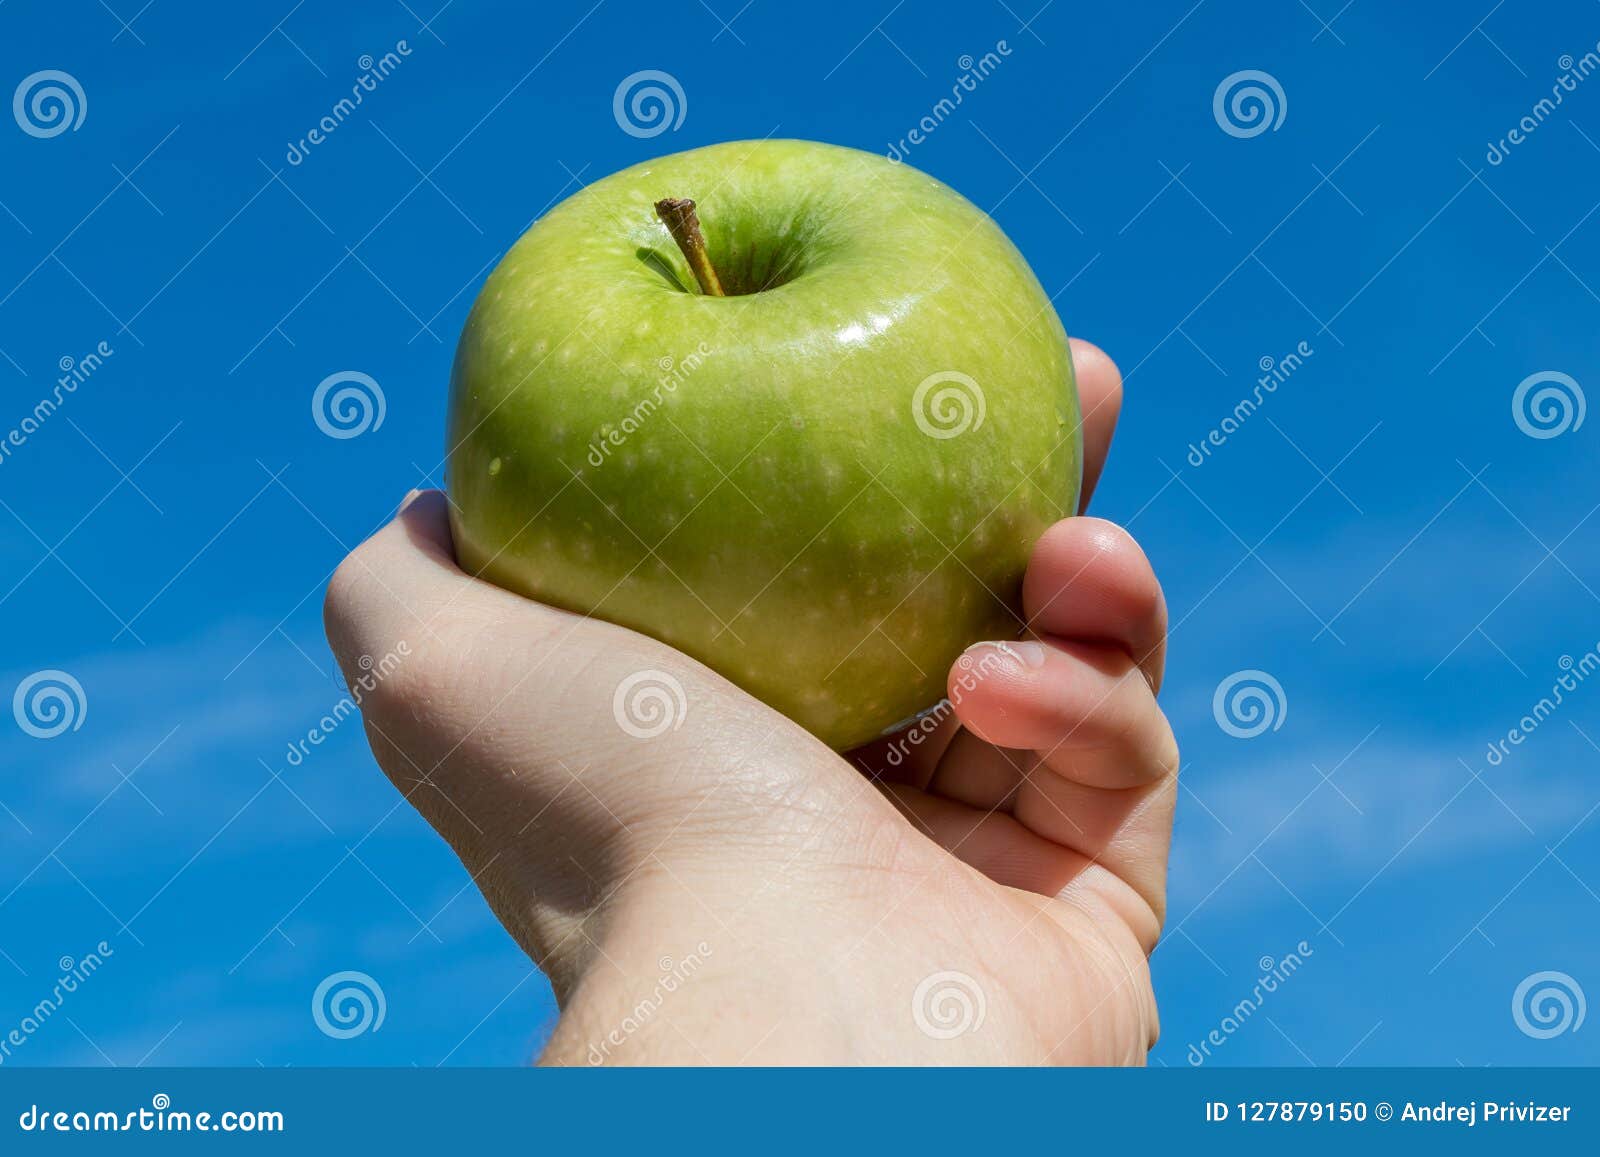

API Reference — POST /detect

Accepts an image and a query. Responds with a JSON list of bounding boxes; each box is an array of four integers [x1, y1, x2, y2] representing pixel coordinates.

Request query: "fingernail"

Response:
[[1009, 641, 1049, 668], [399, 488, 424, 511], [968, 640, 1048, 672]]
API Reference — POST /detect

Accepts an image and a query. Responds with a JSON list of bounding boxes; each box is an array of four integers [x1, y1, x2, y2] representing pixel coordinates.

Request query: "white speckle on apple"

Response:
[[488, 457, 502, 477], [835, 322, 867, 345]]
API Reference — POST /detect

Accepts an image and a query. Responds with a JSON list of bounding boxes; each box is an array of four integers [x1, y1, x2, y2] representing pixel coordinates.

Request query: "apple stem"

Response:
[[654, 198, 726, 297]]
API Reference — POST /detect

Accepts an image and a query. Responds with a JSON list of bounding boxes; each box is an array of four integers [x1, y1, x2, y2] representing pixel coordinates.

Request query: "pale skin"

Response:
[[324, 339, 1178, 1064]]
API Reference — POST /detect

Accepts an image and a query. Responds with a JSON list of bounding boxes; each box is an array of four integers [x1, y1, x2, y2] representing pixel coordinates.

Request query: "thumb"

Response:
[[322, 487, 844, 874], [323, 489, 708, 822]]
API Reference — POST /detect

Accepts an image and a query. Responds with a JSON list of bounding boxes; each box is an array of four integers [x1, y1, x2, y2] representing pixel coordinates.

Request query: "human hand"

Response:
[[323, 339, 1177, 1064]]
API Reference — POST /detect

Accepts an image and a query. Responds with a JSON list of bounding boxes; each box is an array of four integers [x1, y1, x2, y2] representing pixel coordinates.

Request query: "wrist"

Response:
[[516, 738, 885, 1004], [535, 803, 1013, 1065], [538, 860, 872, 1065]]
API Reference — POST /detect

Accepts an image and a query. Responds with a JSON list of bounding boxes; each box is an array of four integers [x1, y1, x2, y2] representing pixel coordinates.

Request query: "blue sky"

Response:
[[2, 0, 1598, 1067]]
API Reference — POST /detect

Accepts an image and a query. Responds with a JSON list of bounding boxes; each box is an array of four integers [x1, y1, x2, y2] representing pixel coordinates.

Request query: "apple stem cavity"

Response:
[[654, 198, 726, 297]]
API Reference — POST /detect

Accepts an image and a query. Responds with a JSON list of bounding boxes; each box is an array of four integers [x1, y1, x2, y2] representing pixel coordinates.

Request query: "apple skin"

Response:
[[447, 139, 1079, 751]]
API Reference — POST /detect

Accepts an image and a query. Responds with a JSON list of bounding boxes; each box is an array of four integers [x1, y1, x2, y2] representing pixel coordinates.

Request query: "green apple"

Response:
[[447, 139, 1079, 750]]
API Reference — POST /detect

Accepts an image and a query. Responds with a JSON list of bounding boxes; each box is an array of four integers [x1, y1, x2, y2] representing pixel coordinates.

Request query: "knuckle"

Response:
[[342, 635, 429, 719], [323, 542, 428, 713], [322, 549, 371, 658]]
